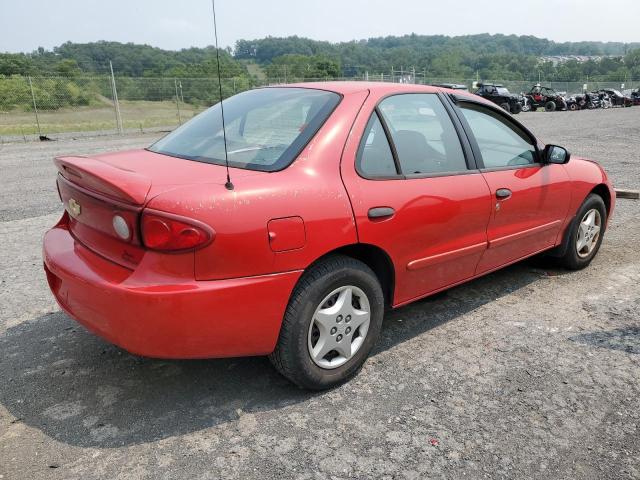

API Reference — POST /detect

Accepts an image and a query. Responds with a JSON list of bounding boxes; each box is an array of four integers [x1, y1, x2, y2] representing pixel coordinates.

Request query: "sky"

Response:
[[1, 0, 639, 53]]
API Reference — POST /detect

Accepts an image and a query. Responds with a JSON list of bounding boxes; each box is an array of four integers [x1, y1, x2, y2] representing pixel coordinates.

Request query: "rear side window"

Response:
[[459, 103, 536, 168], [357, 113, 398, 177], [378, 94, 467, 175], [149, 87, 341, 172]]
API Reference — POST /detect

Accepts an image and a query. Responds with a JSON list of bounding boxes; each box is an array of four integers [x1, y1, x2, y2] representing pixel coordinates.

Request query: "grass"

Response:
[[0, 100, 207, 136]]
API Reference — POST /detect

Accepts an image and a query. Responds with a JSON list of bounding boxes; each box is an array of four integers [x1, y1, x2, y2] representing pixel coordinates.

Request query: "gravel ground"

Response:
[[0, 107, 639, 480]]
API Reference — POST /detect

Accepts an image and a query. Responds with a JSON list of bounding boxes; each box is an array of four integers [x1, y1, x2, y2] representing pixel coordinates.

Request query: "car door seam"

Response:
[[338, 88, 371, 243]]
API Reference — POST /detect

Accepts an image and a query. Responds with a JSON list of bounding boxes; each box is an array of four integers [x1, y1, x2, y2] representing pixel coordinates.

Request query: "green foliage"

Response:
[[1, 37, 639, 113], [0, 76, 100, 111], [236, 34, 640, 82], [264, 54, 341, 80]]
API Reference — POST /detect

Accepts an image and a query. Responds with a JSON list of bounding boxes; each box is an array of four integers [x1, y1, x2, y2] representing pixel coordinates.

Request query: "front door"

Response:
[[341, 92, 493, 306], [453, 100, 571, 274]]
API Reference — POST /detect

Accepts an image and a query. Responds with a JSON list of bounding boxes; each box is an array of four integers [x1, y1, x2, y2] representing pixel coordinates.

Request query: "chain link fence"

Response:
[[1, 74, 637, 141]]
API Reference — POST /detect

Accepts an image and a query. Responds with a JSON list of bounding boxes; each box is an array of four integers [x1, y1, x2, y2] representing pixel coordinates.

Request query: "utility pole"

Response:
[[174, 78, 182, 125], [109, 61, 123, 134], [28, 76, 41, 137]]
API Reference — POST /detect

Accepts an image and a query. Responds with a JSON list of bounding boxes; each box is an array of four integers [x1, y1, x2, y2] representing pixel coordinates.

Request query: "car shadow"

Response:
[[569, 327, 640, 355], [1, 260, 549, 448]]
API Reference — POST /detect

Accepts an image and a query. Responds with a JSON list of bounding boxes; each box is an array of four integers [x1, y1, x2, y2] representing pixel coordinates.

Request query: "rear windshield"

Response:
[[148, 87, 341, 172]]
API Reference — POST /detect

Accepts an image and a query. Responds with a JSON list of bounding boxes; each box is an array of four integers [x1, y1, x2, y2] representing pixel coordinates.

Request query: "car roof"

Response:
[[276, 81, 440, 95], [268, 81, 497, 109]]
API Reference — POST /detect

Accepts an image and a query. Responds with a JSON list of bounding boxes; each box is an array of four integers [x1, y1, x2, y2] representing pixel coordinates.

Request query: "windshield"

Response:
[[496, 87, 511, 96], [149, 87, 341, 172]]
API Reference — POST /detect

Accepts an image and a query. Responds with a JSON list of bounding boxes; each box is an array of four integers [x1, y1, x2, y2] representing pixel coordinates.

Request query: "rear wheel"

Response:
[[269, 255, 384, 390], [557, 194, 607, 270], [545, 101, 557, 112]]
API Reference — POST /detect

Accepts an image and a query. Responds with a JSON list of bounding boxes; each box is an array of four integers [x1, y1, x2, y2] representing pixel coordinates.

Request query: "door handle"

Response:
[[368, 207, 395, 219], [495, 188, 512, 199]]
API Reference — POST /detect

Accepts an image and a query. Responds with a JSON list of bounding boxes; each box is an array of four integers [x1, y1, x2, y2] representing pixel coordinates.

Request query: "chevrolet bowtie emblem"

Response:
[[68, 198, 81, 217]]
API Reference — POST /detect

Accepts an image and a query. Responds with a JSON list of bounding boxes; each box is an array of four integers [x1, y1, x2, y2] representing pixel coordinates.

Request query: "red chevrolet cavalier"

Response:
[[43, 82, 614, 389]]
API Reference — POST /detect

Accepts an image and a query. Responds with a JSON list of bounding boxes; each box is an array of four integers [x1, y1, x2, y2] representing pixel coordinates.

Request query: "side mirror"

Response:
[[544, 144, 571, 164]]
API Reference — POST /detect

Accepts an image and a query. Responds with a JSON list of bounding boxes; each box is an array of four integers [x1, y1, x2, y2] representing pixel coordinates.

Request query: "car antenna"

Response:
[[211, 0, 233, 190]]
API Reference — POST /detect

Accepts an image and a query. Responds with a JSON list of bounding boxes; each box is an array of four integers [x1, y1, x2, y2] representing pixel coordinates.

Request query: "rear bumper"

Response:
[[43, 224, 301, 359]]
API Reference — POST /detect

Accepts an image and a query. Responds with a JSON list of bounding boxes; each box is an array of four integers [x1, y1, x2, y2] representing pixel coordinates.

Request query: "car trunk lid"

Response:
[[55, 149, 263, 269]]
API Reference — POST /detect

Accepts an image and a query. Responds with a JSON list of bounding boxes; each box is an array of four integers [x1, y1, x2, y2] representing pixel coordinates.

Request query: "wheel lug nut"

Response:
[[330, 327, 337, 335], [345, 315, 351, 323], [345, 327, 351, 334], [336, 334, 343, 341], [336, 315, 343, 323]]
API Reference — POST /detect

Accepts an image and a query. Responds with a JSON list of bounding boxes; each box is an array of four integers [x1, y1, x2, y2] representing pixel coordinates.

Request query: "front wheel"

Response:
[[500, 102, 511, 112], [545, 101, 557, 112], [511, 103, 522, 114], [269, 255, 385, 389], [557, 194, 607, 270]]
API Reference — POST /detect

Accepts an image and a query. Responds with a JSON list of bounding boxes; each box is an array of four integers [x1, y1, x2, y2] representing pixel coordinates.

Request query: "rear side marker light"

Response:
[[112, 214, 131, 240], [141, 211, 214, 252]]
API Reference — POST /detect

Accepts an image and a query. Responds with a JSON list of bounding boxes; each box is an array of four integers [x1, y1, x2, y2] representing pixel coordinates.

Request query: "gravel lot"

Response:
[[1, 107, 639, 480]]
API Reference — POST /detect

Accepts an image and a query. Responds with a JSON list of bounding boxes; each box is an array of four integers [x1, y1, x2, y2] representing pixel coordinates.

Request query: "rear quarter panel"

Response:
[[144, 88, 370, 280]]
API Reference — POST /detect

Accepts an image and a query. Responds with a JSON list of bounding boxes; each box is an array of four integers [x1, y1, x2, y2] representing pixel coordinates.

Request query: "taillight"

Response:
[[141, 210, 214, 252]]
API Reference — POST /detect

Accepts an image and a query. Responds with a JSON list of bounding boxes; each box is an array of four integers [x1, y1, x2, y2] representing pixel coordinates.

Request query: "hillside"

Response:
[[1, 34, 639, 82]]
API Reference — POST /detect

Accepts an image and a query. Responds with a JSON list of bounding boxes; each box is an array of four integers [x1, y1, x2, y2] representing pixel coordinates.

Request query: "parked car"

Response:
[[599, 89, 633, 107], [474, 83, 524, 114], [525, 85, 568, 112], [431, 83, 469, 91], [43, 82, 615, 390]]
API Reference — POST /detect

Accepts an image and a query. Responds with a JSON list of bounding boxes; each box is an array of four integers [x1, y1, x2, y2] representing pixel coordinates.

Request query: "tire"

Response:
[[500, 102, 511, 112], [511, 103, 522, 114], [545, 101, 556, 112], [269, 255, 385, 390], [569, 103, 578, 111], [557, 194, 607, 270]]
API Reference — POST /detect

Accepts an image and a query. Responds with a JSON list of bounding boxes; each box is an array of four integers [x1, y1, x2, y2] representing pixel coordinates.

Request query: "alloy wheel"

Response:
[[576, 208, 602, 258]]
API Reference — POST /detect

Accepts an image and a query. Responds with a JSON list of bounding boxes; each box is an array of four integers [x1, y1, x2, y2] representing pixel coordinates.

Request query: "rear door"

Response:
[[451, 99, 571, 274], [340, 92, 493, 306]]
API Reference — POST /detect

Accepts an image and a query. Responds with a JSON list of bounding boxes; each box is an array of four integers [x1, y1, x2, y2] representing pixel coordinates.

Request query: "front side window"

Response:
[[459, 104, 537, 168], [377, 94, 467, 175], [149, 87, 340, 172]]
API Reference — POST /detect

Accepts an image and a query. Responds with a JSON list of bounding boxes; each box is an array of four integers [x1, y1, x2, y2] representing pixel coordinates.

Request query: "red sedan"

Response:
[[43, 82, 614, 389]]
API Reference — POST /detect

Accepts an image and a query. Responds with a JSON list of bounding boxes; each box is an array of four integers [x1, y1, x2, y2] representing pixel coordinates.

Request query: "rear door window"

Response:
[[377, 94, 468, 175], [357, 113, 398, 177]]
